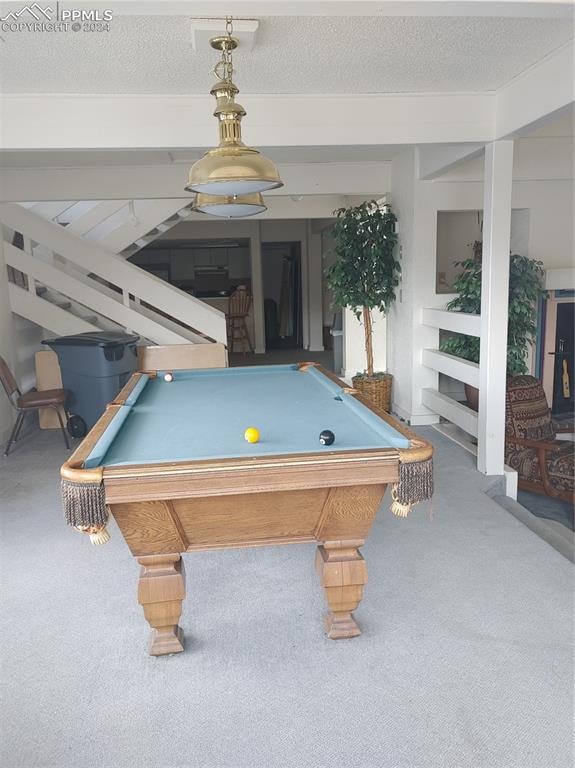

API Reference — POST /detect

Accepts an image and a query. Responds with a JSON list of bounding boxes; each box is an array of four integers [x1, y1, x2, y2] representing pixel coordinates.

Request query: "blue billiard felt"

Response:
[[85, 365, 409, 468]]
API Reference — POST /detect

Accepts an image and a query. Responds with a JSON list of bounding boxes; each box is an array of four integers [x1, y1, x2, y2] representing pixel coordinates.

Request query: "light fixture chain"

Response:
[[213, 16, 235, 83], [224, 17, 234, 82]]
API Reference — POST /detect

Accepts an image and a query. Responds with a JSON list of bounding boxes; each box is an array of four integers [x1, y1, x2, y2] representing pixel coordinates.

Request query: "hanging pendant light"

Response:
[[185, 18, 283, 199], [193, 192, 267, 218]]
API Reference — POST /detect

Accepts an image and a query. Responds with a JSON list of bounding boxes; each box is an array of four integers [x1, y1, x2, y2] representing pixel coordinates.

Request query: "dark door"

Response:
[[552, 302, 575, 416], [262, 242, 303, 349]]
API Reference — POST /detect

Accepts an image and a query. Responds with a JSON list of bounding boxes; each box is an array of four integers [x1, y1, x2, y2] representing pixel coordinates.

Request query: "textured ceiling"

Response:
[[0, 15, 571, 94]]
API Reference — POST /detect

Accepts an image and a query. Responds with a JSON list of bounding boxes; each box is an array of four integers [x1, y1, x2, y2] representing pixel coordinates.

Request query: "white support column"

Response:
[[249, 222, 265, 354], [307, 221, 325, 352], [300, 227, 310, 351], [477, 140, 514, 475]]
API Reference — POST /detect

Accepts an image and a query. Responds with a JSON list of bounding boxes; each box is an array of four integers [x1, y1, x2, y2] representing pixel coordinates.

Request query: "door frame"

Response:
[[541, 291, 575, 406]]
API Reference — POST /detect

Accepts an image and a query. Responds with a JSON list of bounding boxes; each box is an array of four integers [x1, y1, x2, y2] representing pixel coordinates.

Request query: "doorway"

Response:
[[552, 301, 575, 416], [262, 242, 303, 350]]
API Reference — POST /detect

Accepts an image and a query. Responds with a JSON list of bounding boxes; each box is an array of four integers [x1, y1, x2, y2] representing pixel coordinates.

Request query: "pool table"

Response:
[[61, 363, 432, 655]]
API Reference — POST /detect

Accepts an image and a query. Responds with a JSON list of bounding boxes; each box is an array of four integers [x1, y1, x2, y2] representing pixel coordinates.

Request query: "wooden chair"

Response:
[[0, 356, 70, 456], [505, 375, 574, 503], [227, 287, 253, 354]]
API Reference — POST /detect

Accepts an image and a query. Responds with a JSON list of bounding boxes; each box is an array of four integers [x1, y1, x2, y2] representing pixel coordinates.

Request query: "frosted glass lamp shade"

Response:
[[193, 193, 267, 218]]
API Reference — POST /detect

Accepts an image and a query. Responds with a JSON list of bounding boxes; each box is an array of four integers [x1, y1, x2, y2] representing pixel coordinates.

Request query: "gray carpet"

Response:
[[0, 426, 573, 768]]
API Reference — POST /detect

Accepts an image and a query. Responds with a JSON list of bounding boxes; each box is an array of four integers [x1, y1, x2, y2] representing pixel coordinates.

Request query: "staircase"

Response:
[[0, 202, 227, 346], [20, 198, 193, 257]]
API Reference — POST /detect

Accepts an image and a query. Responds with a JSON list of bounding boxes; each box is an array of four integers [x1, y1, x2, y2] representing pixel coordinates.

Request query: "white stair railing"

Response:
[[0, 203, 226, 346], [420, 307, 480, 437], [4, 243, 206, 345], [8, 283, 100, 337]]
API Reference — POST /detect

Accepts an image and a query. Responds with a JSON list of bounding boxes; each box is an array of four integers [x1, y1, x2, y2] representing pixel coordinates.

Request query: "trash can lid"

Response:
[[42, 332, 140, 347]]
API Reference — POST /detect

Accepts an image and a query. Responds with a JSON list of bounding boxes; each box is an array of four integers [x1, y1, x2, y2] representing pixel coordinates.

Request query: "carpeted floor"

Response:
[[0, 426, 573, 768]]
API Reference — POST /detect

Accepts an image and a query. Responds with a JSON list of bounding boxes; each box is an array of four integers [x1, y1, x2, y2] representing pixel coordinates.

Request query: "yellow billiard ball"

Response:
[[244, 427, 260, 444]]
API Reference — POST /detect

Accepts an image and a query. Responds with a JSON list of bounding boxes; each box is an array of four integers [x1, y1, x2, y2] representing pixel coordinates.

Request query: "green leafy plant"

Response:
[[325, 201, 400, 376], [440, 251, 546, 376]]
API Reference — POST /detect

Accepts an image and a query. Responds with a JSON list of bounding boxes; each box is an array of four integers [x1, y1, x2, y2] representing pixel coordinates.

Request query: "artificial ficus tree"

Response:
[[325, 201, 400, 376]]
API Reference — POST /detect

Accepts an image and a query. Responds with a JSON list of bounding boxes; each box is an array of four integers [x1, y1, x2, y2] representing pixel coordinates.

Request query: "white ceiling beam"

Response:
[[0, 93, 494, 151], [496, 43, 574, 139], [418, 143, 484, 179], [0, 162, 389, 202], [38, 1, 572, 18]]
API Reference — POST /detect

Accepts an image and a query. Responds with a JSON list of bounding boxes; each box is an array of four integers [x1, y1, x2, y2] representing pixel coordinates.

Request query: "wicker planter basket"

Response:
[[352, 373, 393, 413]]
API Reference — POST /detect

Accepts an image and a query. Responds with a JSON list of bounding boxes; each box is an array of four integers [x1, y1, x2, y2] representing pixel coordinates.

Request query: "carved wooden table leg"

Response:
[[137, 554, 186, 656], [315, 539, 368, 639]]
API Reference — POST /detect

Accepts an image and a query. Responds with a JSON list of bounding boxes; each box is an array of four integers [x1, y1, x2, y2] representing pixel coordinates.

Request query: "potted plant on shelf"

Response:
[[325, 200, 400, 411], [440, 247, 547, 410]]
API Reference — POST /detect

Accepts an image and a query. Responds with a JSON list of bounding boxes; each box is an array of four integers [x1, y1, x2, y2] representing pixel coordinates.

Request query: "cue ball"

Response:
[[244, 427, 260, 443], [163, 372, 173, 382], [319, 430, 335, 446]]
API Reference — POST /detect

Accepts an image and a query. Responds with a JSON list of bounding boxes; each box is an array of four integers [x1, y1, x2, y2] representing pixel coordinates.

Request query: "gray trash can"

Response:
[[42, 331, 139, 437]]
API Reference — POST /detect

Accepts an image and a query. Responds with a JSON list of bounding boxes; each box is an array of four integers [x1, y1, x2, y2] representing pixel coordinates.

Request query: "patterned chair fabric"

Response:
[[505, 375, 574, 498]]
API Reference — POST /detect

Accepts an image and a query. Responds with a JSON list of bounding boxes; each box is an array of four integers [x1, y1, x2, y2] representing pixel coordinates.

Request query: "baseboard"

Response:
[[391, 402, 441, 426], [431, 422, 478, 456], [391, 403, 411, 423], [409, 413, 441, 426]]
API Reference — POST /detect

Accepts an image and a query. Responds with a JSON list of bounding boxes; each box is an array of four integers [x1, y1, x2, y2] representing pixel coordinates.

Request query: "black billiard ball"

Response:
[[319, 429, 335, 446]]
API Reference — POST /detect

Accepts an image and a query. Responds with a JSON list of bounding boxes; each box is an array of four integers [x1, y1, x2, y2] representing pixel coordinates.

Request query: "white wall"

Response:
[[343, 308, 386, 381], [387, 151, 417, 420], [514, 181, 573, 270], [436, 208, 531, 293], [432, 182, 573, 275], [387, 149, 443, 424]]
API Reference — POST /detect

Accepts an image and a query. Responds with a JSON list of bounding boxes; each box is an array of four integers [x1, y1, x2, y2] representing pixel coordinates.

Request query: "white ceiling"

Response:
[[0, 15, 572, 95]]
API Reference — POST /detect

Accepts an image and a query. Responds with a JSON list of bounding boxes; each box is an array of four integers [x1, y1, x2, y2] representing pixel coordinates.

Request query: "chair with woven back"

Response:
[[0, 355, 70, 456], [505, 375, 574, 504], [227, 286, 253, 354]]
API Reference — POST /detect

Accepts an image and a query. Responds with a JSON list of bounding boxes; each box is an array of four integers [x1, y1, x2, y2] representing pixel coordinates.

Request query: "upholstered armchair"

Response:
[[505, 375, 574, 503]]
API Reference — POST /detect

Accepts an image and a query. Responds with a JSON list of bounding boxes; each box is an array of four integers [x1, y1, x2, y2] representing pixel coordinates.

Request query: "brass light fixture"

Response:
[[186, 17, 283, 205]]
